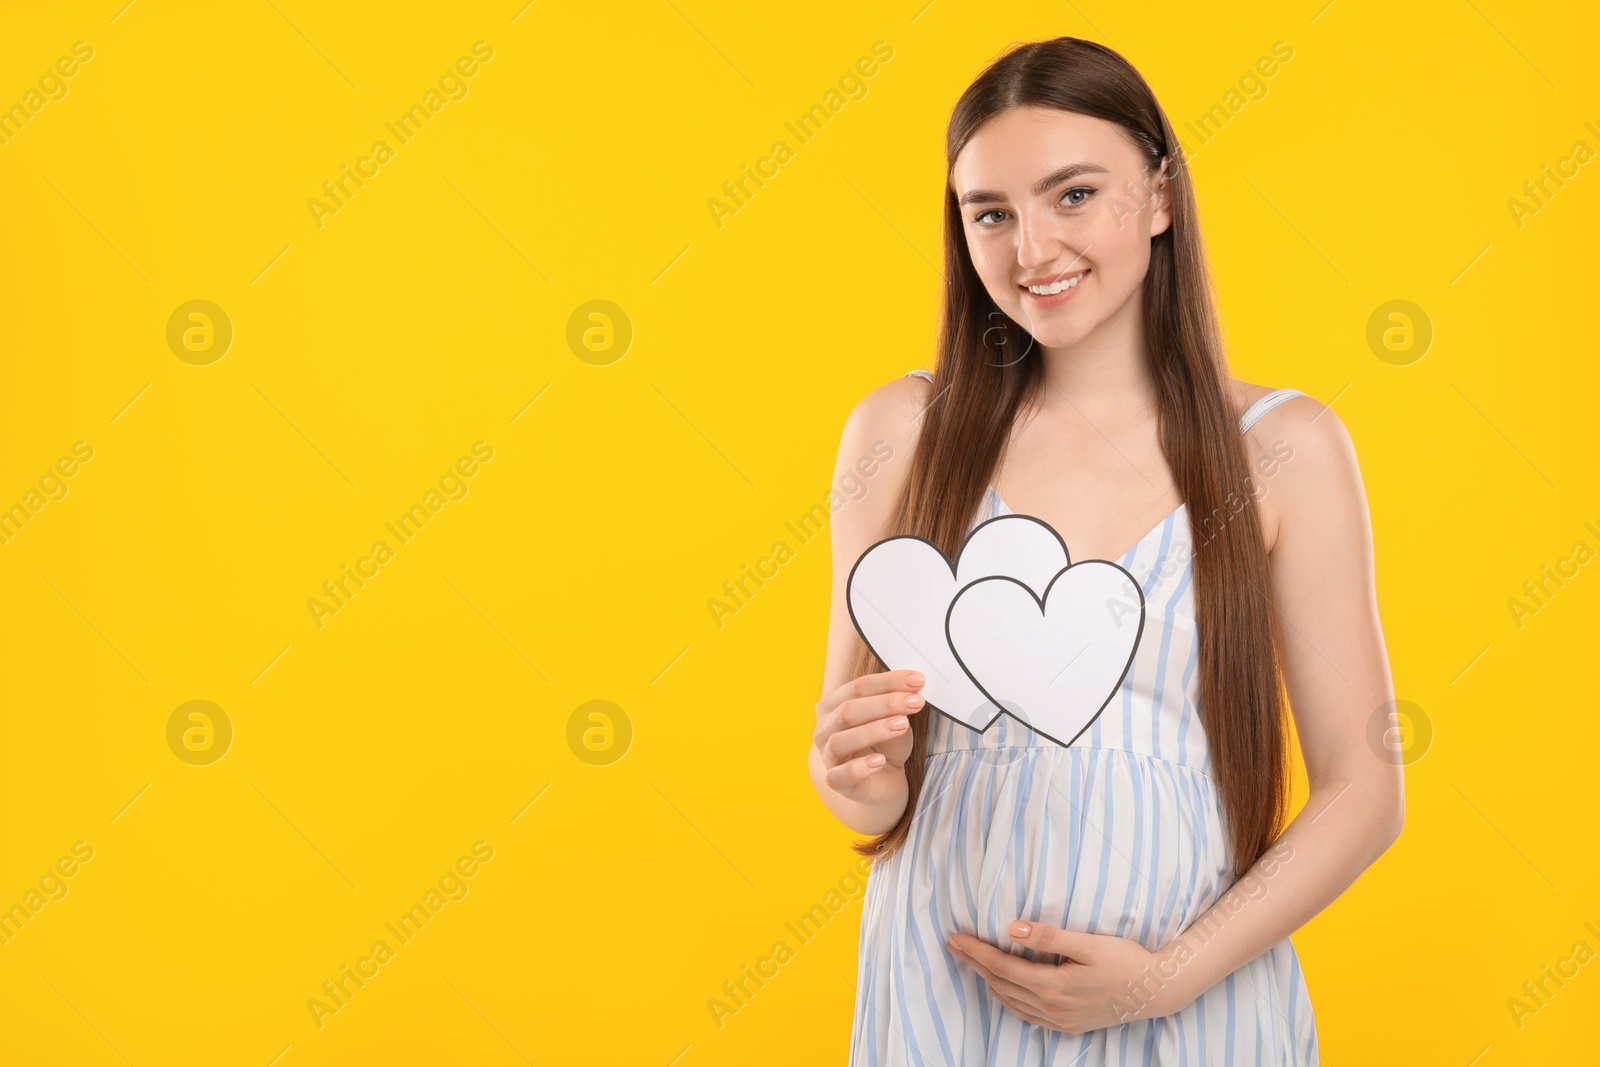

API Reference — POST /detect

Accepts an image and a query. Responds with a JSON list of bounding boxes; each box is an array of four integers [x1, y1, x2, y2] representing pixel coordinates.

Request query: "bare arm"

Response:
[[808, 373, 932, 834], [1159, 395, 1405, 1004]]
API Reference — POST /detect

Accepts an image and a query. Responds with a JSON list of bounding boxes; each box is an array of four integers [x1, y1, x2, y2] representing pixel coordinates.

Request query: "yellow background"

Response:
[[1, 0, 1596, 1063]]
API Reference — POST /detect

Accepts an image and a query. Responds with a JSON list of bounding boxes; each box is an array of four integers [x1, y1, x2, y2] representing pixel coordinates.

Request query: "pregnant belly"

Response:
[[893, 746, 1233, 956]]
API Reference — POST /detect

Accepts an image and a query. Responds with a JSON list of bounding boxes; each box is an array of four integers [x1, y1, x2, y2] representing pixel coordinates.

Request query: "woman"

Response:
[[809, 37, 1403, 1064]]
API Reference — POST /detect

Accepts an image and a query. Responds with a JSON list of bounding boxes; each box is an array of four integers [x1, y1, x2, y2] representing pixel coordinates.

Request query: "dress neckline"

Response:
[[985, 485, 1188, 564]]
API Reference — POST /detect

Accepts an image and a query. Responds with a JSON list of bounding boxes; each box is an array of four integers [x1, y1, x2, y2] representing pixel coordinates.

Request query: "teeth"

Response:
[[1027, 274, 1084, 296]]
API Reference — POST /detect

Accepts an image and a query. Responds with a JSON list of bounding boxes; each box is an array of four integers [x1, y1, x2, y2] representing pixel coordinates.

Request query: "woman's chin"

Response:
[[1003, 305, 1099, 348], [1018, 323, 1096, 352]]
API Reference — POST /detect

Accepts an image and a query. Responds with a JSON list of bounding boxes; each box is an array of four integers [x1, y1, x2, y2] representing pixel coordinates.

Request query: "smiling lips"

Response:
[[1019, 268, 1089, 301]]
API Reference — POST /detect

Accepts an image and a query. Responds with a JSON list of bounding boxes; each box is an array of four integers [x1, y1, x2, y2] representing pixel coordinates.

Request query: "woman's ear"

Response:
[[1150, 156, 1174, 237]]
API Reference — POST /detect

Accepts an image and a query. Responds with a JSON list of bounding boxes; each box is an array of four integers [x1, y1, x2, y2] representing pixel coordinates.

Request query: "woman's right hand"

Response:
[[813, 668, 926, 805]]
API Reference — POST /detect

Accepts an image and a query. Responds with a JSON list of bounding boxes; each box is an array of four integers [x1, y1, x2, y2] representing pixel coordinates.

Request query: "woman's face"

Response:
[[951, 105, 1171, 353]]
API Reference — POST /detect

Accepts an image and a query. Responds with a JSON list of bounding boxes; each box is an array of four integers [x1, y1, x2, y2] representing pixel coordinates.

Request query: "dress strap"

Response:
[[1238, 387, 1307, 434], [904, 368, 934, 383]]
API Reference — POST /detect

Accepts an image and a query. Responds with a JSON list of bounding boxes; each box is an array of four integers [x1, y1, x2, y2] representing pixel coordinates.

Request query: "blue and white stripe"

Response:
[[847, 373, 1317, 1065]]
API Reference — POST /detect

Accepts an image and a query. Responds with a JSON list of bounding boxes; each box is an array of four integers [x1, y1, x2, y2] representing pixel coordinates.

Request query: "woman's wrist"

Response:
[[1144, 932, 1211, 1017], [807, 743, 909, 833]]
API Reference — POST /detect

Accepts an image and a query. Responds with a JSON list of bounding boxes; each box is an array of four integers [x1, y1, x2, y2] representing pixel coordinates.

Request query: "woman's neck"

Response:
[[1031, 287, 1158, 423]]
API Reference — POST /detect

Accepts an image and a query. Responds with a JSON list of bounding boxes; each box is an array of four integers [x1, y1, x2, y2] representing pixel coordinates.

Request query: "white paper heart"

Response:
[[945, 560, 1144, 748], [846, 514, 1072, 730]]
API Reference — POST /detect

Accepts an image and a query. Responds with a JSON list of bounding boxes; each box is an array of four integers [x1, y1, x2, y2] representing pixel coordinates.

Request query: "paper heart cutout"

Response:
[[945, 560, 1145, 748], [846, 514, 1074, 730]]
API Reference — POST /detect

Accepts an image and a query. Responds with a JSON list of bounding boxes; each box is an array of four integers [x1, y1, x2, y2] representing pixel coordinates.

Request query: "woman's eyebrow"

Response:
[[957, 162, 1111, 206]]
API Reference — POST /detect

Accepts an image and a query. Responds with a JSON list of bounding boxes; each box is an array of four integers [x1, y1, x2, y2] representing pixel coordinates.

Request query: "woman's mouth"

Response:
[[1019, 269, 1088, 308]]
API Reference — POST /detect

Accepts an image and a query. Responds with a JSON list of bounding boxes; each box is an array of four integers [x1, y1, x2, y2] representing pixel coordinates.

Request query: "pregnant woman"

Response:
[[808, 37, 1403, 1065]]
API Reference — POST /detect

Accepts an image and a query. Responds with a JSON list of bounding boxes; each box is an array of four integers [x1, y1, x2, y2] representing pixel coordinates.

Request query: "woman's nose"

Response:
[[1014, 211, 1080, 272]]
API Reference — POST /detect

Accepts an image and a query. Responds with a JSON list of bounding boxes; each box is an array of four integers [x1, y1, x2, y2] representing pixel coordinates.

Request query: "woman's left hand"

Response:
[[946, 920, 1196, 1034]]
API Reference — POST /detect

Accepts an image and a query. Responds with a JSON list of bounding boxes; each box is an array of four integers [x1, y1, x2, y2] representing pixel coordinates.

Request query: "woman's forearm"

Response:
[[1156, 774, 1403, 1009]]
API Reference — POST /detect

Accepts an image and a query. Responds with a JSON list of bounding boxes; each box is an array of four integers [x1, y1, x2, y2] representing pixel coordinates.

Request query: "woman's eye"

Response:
[[973, 187, 1096, 227]]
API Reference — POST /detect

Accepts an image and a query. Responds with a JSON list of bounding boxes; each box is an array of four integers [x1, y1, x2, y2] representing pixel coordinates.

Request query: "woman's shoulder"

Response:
[[836, 368, 937, 471], [1226, 375, 1355, 461], [844, 368, 936, 436], [1228, 378, 1322, 429], [1225, 377, 1363, 548]]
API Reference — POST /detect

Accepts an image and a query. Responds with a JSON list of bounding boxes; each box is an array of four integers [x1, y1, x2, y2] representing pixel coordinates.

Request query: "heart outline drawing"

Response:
[[944, 560, 1145, 749], [846, 511, 1147, 749]]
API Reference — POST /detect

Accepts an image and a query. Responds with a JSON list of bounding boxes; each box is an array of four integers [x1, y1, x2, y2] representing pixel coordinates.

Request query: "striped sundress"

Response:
[[847, 370, 1318, 1066]]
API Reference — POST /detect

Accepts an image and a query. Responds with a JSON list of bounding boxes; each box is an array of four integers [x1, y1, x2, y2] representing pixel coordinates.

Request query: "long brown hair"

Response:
[[849, 37, 1289, 882]]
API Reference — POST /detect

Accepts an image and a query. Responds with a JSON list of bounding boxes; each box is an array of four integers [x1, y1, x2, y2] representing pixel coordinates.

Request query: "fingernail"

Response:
[[1012, 922, 1030, 937], [905, 693, 924, 709], [908, 672, 925, 687], [889, 716, 908, 730]]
